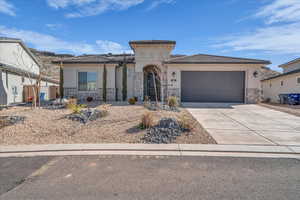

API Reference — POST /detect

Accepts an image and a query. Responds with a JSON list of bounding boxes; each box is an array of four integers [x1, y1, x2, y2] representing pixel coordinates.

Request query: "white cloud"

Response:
[[0, 26, 130, 54], [255, 0, 300, 24], [47, 0, 144, 18], [47, 0, 96, 9], [96, 40, 128, 53], [217, 23, 300, 54], [147, 0, 175, 10], [0, 0, 15, 16], [216, 0, 300, 55]]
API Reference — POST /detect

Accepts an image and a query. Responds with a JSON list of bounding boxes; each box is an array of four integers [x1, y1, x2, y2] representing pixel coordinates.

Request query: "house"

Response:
[[54, 40, 270, 103], [0, 37, 59, 105], [262, 58, 300, 103]]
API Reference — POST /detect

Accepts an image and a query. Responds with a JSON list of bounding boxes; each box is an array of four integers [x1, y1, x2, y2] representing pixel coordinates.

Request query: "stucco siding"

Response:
[[282, 62, 300, 73], [262, 72, 300, 103], [0, 42, 39, 75], [62, 63, 118, 100]]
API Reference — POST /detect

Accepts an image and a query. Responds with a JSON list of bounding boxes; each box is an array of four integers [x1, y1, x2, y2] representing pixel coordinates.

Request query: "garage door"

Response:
[[181, 71, 245, 103]]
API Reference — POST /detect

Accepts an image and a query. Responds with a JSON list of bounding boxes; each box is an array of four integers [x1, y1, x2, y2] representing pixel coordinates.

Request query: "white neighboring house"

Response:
[[262, 58, 300, 103], [54, 40, 270, 104], [0, 37, 59, 105]]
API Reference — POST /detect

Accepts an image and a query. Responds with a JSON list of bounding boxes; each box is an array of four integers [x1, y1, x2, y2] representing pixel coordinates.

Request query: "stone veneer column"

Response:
[[133, 72, 143, 101], [246, 88, 260, 104]]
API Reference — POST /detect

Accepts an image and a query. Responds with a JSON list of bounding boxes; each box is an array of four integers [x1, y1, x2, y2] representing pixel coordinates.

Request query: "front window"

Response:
[[297, 77, 300, 84], [78, 72, 97, 91]]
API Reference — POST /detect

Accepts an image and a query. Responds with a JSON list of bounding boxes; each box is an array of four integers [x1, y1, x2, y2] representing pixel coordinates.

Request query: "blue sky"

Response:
[[0, 0, 300, 71]]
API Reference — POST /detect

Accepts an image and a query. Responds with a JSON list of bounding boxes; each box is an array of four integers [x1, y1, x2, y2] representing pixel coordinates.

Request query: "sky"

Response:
[[0, 0, 300, 71]]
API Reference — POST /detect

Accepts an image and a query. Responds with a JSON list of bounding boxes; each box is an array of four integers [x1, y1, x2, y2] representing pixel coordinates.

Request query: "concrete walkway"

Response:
[[185, 103, 300, 145]]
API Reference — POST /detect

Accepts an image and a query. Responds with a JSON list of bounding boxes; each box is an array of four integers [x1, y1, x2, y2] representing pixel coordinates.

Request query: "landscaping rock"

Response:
[[142, 118, 183, 144], [145, 103, 180, 112], [45, 98, 69, 110], [67, 108, 102, 124], [0, 116, 26, 128]]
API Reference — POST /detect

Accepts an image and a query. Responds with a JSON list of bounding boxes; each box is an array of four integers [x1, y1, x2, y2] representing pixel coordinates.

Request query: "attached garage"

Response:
[[181, 71, 245, 103]]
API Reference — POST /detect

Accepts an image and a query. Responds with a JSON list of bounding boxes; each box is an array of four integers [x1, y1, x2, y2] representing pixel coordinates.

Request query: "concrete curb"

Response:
[[0, 144, 299, 158]]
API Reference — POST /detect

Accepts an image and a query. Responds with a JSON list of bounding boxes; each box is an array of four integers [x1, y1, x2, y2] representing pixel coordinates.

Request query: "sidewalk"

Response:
[[1, 144, 299, 158]]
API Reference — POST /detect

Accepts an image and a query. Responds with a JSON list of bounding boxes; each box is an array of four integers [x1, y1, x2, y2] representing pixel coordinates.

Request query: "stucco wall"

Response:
[[62, 63, 117, 101], [166, 64, 263, 103], [262, 72, 300, 103], [282, 62, 300, 73], [0, 71, 57, 105], [131, 44, 174, 100], [0, 42, 39, 75]]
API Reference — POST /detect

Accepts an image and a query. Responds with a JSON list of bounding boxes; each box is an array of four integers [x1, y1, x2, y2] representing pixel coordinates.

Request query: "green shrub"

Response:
[[167, 96, 179, 108], [68, 103, 86, 114], [139, 112, 154, 129], [128, 97, 137, 105]]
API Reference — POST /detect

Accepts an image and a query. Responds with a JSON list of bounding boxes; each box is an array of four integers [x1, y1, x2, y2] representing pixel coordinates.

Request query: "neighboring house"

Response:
[[54, 40, 270, 103], [262, 58, 300, 103], [0, 37, 59, 105]]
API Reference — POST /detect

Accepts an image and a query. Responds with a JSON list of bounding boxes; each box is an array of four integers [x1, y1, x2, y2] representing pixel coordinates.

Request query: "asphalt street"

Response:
[[0, 156, 299, 200]]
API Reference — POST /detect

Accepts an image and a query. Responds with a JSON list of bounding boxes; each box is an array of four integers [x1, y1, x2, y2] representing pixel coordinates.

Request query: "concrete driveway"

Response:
[[185, 103, 300, 145]]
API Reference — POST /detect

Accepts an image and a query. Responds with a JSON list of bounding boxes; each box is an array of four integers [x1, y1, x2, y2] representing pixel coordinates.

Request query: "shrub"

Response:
[[128, 97, 137, 105], [139, 112, 154, 129], [68, 103, 86, 114], [144, 96, 150, 102], [261, 98, 271, 103], [68, 98, 77, 105], [168, 96, 179, 108], [86, 96, 93, 102], [134, 96, 138, 102], [99, 104, 111, 117], [178, 114, 195, 131]]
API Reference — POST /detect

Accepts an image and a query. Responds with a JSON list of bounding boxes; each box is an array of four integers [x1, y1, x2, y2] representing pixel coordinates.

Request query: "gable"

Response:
[[0, 41, 40, 75]]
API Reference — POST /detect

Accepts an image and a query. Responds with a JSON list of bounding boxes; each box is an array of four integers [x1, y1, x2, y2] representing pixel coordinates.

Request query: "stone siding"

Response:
[[246, 88, 260, 104]]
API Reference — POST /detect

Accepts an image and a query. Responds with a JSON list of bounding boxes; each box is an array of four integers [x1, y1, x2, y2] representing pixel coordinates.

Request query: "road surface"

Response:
[[0, 156, 299, 200]]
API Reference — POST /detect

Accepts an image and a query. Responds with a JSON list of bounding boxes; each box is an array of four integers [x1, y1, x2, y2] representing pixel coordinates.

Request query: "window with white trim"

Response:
[[78, 72, 97, 91], [297, 77, 300, 84]]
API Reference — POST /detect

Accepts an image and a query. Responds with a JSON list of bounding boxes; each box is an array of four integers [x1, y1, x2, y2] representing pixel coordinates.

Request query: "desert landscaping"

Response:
[[0, 102, 216, 145]]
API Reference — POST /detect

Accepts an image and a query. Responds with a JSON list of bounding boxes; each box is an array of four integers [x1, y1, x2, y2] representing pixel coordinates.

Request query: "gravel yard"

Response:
[[0, 104, 216, 145]]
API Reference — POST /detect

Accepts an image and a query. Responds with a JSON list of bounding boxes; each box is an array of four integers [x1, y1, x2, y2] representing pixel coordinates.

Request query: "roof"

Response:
[[0, 37, 43, 68], [279, 57, 300, 68], [129, 40, 176, 45], [52, 54, 135, 64], [262, 68, 300, 81], [164, 54, 271, 64], [54, 53, 270, 65], [0, 63, 59, 84]]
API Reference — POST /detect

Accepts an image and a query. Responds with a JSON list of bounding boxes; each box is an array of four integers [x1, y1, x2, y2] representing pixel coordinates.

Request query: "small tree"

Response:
[[59, 61, 64, 99], [122, 55, 127, 101], [103, 64, 107, 102]]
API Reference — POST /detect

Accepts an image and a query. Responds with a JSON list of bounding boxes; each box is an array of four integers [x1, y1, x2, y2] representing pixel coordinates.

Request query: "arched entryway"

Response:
[[143, 65, 161, 101]]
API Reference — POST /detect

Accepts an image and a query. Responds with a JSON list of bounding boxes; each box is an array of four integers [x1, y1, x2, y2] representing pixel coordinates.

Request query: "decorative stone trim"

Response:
[[167, 88, 180, 100], [246, 88, 260, 104]]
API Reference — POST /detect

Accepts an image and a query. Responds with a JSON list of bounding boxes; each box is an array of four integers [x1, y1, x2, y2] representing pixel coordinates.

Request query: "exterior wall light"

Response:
[[253, 71, 258, 78]]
